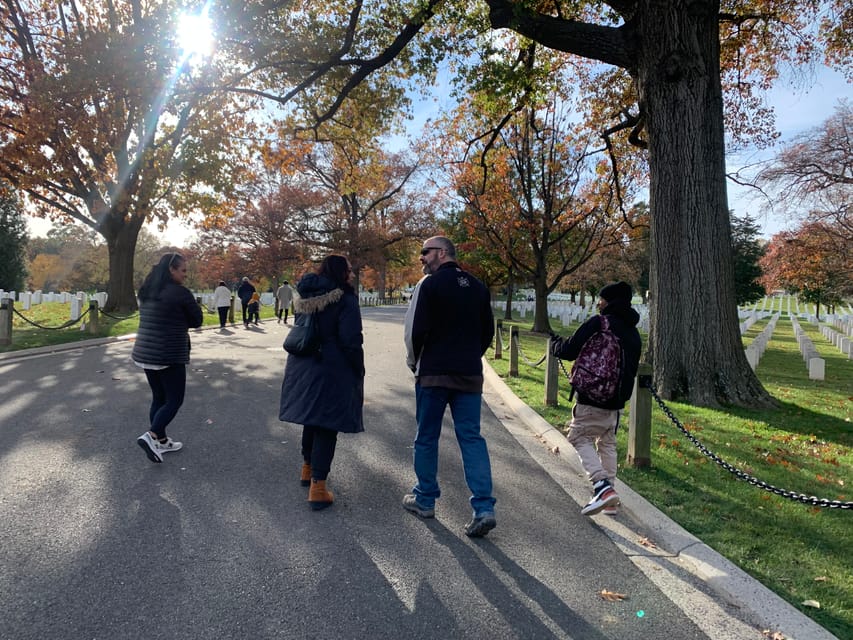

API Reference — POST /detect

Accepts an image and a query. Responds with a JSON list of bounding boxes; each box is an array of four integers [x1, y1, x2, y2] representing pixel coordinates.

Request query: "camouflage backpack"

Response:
[[569, 315, 624, 404]]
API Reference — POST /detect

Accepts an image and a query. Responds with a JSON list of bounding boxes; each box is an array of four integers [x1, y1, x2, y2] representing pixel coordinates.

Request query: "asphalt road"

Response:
[[0, 306, 777, 639]]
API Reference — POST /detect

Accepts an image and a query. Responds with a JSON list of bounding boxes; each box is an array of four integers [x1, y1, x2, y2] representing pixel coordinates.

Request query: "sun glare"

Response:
[[176, 11, 213, 62]]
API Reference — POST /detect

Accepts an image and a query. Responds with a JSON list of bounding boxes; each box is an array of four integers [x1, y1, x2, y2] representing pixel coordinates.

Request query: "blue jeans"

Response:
[[412, 384, 496, 516]]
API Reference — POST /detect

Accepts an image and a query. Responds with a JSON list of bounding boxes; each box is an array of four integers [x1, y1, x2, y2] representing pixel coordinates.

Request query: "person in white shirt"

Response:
[[212, 280, 232, 329]]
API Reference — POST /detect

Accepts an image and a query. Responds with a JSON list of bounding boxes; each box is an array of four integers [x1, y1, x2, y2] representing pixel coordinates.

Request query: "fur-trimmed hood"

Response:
[[293, 273, 344, 314]]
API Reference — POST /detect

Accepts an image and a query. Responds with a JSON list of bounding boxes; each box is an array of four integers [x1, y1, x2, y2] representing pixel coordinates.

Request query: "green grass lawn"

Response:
[[490, 311, 852, 638], [0, 300, 277, 352]]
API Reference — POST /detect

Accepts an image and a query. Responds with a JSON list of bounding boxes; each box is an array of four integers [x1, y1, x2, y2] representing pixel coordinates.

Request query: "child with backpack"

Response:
[[550, 281, 642, 516], [247, 292, 261, 325]]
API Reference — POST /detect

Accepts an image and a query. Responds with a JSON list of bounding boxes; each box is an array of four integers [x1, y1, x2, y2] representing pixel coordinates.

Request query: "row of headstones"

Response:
[[789, 315, 826, 380], [492, 299, 652, 333], [818, 318, 853, 359], [754, 296, 807, 314], [744, 313, 780, 370], [0, 290, 109, 320]]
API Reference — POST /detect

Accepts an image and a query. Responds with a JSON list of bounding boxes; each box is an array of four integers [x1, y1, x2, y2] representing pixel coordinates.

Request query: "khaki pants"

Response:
[[566, 403, 620, 485]]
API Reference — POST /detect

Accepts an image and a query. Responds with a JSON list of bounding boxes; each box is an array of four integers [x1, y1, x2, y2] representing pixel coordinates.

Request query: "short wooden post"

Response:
[[0, 299, 12, 346], [544, 346, 558, 407], [228, 295, 235, 324], [509, 325, 519, 377], [494, 319, 503, 359], [627, 363, 653, 468], [88, 300, 100, 334]]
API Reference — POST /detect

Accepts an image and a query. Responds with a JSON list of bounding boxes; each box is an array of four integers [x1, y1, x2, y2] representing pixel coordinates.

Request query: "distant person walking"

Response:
[[213, 280, 232, 329], [237, 276, 256, 328], [279, 255, 364, 510], [550, 281, 642, 516], [276, 280, 294, 324], [246, 292, 261, 325], [132, 253, 203, 463], [402, 236, 497, 537]]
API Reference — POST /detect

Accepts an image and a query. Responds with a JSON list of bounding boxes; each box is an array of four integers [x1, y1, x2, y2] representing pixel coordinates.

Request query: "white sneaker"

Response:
[[137, 432, 163, 463], [156, 437, 183, 454]]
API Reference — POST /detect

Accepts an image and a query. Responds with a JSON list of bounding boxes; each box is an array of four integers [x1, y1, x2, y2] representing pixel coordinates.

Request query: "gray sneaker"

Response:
[[137, 432, 163, 463], [464, 513, 496, 538], [402, 494, 435, 519], [156, 437, 183, 454]]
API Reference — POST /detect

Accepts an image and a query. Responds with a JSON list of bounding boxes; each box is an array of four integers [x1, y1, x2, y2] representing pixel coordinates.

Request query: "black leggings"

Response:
[[217, 306, 229, 327], [144, 365, 186, 439], [301, 425, 338, 480]]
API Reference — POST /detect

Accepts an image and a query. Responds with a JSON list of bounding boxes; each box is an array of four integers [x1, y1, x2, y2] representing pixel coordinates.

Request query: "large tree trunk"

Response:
[[637, 2, 774, 407], [503, 271, 514, 320], [101, 211, 145, 312], [531, 274, 552, 334]]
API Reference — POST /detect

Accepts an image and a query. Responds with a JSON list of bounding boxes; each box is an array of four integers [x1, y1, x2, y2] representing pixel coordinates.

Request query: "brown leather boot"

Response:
[[300, 462, 312, 487], [308, 479, 334, 510]]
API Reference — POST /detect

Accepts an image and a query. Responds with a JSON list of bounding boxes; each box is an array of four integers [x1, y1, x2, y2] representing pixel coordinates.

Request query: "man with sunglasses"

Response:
[[402, 236, 497, 537]]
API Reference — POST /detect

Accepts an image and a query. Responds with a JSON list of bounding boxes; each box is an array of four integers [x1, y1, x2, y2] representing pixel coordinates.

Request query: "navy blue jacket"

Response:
[[552, 302, 642, 410], [279, 274, 364, 433], [410, 262, 494, 379], [131, 283, 203, 365]]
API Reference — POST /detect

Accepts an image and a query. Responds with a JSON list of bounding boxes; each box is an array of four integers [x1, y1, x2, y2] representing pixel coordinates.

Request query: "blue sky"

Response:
[[726, 66, 850, 237]]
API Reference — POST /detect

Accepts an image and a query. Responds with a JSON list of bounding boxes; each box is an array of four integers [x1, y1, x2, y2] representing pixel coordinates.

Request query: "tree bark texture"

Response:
[[102, 212, 145, 312], [635, 1, 772, 407]]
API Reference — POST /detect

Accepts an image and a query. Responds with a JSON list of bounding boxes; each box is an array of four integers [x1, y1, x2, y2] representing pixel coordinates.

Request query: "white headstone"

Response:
[[808, 357, 825, 381]]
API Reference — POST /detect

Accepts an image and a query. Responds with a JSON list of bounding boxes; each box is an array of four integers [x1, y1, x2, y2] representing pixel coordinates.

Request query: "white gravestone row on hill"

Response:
[[0, 290, 108, 320], [789, 315, 826, 380], [490, 298, 650, 334], [744, 312, 781, 370], [819, 316, 853, 359]]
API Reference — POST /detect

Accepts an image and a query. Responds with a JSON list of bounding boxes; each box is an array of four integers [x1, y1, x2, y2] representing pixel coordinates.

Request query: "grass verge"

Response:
[[490, 314, 852, 638]]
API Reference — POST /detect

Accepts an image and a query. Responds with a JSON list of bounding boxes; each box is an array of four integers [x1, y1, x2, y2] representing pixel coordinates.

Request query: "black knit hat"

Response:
[[599, 281, 632, 304]]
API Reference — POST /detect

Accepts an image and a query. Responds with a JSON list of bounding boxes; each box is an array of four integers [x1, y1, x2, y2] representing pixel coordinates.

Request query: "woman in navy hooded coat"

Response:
[[279, 255, 364, 510]]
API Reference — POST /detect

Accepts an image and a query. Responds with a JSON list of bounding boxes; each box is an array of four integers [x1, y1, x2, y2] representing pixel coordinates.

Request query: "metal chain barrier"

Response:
[[554, 357, 850, 509], [496, 324, 510, 350], [99, 309, 139, 321], [644, 381, 852, 510], [516, 337, 547, 368], [12, 306, 90, 330]]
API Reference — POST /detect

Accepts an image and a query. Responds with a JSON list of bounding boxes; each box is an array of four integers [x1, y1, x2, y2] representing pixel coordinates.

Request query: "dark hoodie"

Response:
[[552, 300, 642, 409]]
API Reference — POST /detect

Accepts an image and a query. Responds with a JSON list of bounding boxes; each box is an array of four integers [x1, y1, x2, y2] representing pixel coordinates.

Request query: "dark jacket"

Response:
[[552, 301, 642, 410], [279, 274, 364, 433], [410, 262, 494, 381], [131, 282, 203, 365], [237, 281, 256, 305]]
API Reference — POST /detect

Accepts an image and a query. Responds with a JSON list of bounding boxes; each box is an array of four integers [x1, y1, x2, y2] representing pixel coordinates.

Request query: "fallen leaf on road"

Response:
[[205, 418, 214, 424], [550, 446, 560, 455], [637, 537, 657, 548], [761, 631, 785, 640], [801, 600, 821, 609], [599, 590, 627, 602]]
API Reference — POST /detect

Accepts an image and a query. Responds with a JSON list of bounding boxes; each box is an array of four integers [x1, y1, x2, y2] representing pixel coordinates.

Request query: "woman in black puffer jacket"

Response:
[[132, 253, 203, 463], [279, 255, 364, 510]]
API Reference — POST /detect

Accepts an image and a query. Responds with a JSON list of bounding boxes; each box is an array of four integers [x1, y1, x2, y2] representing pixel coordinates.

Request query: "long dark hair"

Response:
[[138, 253, 185, 301], [318, 255, 354, 294]]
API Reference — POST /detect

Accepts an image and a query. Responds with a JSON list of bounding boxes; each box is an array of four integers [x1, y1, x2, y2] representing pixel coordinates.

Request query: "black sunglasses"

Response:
[[420, 247, 442, 256]]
